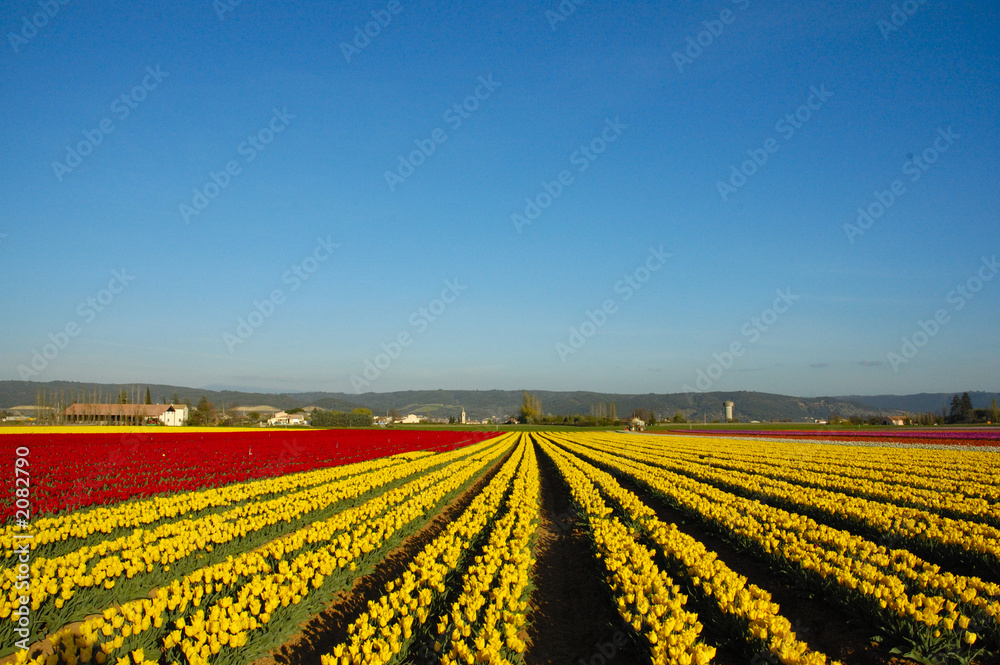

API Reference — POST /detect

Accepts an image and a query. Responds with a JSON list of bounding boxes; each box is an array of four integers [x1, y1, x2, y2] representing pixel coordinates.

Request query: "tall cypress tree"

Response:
[[959, 392, 974, 423], [947, 394, 961, 423]]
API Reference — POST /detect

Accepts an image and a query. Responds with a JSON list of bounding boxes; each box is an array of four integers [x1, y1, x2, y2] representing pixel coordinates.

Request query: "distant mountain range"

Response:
[[4, 380, 996, 422]]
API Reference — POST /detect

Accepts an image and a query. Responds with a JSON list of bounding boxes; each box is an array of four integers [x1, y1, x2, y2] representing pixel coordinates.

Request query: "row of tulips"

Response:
[[2, 452, 411, 556], [566, 434, 997, 660], [162, 437, 515, 665], [666, 429, 1000, 444], [320, 435, 531, 665], [0, 430, 495, 521], [654, 435, 1000, 506], [663, 445, 999, 527], [2, 454, 407, 595], [16, 435, 515, 665], [613, 436, 1000, 575], [432, 434, 541, 664], [664, 430, 1000, 480], [0, 445, 480, 652], [544, 433, 837, 665], [541, 440, 717, 664]]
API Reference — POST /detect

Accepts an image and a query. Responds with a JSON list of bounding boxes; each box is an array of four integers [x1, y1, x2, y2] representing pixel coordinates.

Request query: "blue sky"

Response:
[[1, 0, 997, 396]]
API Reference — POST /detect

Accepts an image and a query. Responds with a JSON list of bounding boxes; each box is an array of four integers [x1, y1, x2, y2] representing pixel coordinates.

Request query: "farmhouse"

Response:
[[268, 411, 307, 426], [62, 403, 190, 426]]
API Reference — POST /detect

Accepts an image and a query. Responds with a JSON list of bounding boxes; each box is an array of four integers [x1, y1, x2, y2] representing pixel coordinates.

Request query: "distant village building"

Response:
[[62, 403, 189, 426], [398, 414, 423, 424], [268, 411, 307, 426], [160, 405, 187, 427]]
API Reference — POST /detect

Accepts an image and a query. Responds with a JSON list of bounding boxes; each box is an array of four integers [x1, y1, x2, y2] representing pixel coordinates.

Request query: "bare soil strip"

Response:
[[524, 441, 647, 665]]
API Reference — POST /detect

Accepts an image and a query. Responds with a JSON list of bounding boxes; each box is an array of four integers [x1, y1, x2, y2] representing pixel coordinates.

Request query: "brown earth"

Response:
[[524, 440, 647, 665]]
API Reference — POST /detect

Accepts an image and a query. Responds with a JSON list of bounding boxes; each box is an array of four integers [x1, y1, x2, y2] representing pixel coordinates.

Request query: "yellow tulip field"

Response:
[[3, 430, 998, 665]]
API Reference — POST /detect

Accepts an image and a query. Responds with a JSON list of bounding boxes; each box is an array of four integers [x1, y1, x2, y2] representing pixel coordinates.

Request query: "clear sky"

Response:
[[2, 0, 998, 396]]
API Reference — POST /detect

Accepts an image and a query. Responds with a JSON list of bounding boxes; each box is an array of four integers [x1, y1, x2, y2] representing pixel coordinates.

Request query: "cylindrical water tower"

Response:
[[724, 401, 734, 422]]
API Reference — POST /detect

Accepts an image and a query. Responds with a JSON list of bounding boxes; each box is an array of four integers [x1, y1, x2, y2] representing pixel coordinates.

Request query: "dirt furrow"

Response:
[[524, 440, 647, 665]]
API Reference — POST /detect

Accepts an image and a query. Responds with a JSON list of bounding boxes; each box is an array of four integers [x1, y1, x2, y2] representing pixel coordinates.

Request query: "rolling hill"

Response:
[[0, 380, 924, 422]]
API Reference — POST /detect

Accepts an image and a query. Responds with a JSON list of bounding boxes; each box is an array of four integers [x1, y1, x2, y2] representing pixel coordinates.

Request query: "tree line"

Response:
[[309, 408, 374, 428], [941, 392, 998, 424], [515, 392, 669, 426], [864, 393, 998, 426]]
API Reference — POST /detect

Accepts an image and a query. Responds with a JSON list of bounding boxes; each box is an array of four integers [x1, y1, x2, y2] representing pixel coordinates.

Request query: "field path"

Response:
[[524, 440, 646, 665]]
